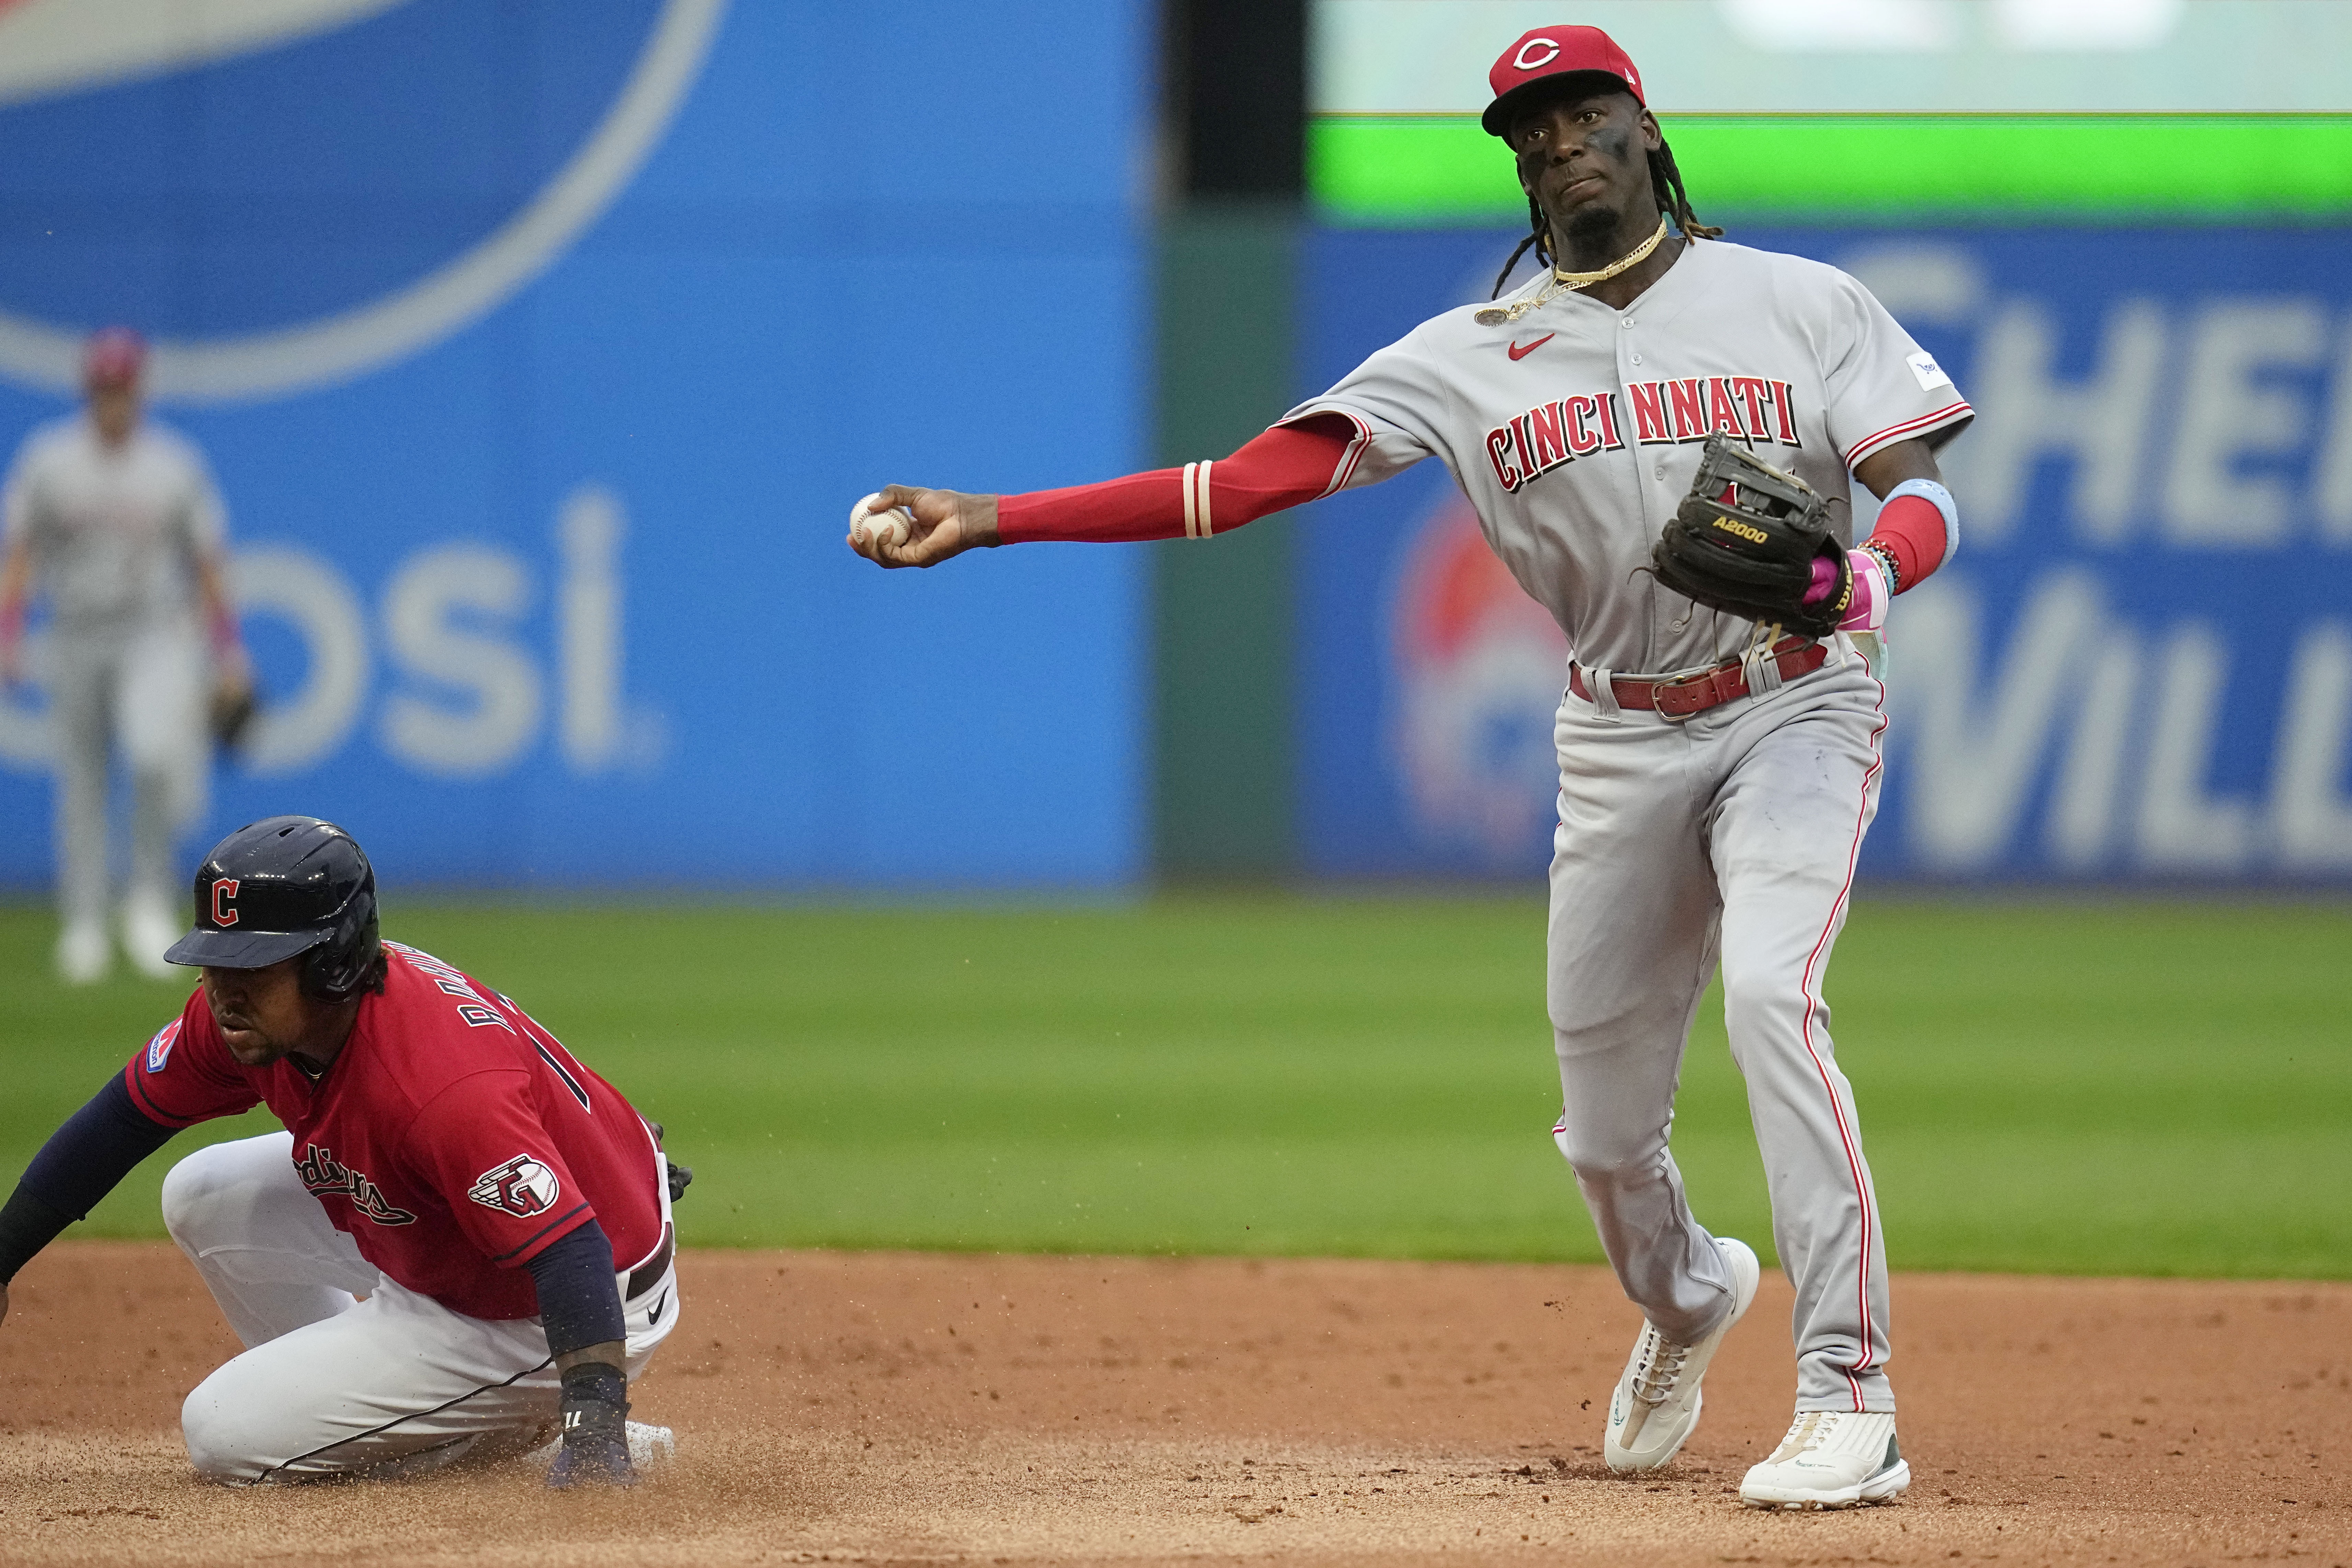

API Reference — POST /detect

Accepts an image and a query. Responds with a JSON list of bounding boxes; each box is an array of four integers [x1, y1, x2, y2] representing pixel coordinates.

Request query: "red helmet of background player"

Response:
[[83, 326, 147, 391], [1480, 25, 1646, 137]]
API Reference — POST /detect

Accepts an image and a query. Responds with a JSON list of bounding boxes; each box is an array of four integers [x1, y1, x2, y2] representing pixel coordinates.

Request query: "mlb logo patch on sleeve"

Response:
[[145, 1020, 182, 1072], [1906, 351, 1952, 391], [468, 1154, 563, 1217]]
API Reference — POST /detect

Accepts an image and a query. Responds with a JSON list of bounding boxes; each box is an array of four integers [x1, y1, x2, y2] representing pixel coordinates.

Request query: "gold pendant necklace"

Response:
[[1476, 215, 1672, 327]]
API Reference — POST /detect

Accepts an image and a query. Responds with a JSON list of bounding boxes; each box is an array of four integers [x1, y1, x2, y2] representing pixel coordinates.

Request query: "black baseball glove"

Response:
[[1651, 434, 1849, 639]]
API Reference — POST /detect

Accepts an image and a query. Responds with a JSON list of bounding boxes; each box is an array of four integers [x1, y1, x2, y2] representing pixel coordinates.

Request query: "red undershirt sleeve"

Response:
[[1865, 493, 1948, 593], [996, 418, 1358, 545]]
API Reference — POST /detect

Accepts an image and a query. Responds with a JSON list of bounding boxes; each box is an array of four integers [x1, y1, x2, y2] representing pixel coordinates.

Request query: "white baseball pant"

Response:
[[162, 1132, 681, 1484], [1547, 641, 1894, 1412], [47, 622, 209, 928]]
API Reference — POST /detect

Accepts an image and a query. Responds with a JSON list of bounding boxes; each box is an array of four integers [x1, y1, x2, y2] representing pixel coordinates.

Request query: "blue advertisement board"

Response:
[[1299, 224, 2352, 884], [0, 0, 1148, 891]]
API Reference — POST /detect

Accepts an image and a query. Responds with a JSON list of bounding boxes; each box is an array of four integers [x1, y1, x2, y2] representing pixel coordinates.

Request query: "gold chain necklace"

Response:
[[1475, 215, 1672, 327]]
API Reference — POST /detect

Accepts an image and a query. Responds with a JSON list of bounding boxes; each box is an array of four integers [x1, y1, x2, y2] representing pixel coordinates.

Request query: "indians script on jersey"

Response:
[[1485, 374, 1802, 493], [294, 1141, 417, 1226]]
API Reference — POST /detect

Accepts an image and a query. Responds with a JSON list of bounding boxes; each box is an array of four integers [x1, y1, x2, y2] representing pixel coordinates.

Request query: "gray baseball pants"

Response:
[[1547, 641, 1894, 1413], [48, 622, 208, 926]]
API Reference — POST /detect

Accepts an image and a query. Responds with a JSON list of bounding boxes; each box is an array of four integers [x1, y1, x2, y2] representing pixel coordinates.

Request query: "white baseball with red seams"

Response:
[[849, 493, 911, 550], [1276, 236, 1971, 1416]]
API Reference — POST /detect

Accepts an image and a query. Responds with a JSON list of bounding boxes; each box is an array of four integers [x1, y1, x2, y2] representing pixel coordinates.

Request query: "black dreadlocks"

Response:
[[1489, 138, 1723, 299]]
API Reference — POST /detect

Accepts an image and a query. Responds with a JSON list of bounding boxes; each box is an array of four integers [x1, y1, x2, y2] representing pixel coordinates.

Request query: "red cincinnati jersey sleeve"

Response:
[[995, 420, 1356, 544]]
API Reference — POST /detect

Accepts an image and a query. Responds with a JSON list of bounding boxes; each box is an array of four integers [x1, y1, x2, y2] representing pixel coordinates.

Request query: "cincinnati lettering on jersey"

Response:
[[1484, 389, 1626, 493], [1485, 374, 1802, 494], [295, 1142, 417, 1226]]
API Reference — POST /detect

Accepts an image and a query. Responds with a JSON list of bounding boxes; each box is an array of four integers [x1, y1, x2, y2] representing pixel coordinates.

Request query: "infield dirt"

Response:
[[1, 1243, 2345, 1567]]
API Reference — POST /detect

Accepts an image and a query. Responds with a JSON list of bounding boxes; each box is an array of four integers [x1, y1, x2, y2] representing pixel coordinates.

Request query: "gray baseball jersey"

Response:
[[1280, 238, 1972, 674], [3, 413, 227, 634], [1281, 235, 1974, 1418]]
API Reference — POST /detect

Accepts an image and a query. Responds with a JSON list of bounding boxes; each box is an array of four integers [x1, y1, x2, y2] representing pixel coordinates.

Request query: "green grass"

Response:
[[3, 897, 2346, 1278], [1312, 114, 2352, 224]]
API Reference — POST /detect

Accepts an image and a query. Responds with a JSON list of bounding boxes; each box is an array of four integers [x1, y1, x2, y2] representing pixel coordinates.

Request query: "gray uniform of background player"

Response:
[[1281, 238, 1972, 1411], [2, 414, 229, 959]]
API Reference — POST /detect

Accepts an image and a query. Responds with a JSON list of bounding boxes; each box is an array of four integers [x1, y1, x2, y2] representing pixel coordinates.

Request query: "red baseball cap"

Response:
[[84, 326, 147, 390], [1481, 25, 1646, 137]]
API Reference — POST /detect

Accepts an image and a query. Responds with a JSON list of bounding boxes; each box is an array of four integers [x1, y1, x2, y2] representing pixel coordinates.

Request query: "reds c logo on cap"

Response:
[[1482, 24, 1647, 136], [1513, 36, 1563, 70], [211, 878, 241, 927]]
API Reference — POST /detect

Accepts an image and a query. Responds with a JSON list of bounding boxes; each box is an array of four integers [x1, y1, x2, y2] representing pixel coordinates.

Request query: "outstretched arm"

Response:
[[845, 416, 1361, 569], [0, 1076, 180, 1324]]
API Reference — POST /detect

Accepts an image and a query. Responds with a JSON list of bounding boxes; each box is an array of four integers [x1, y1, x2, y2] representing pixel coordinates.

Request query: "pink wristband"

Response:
[[1837, 549, 1889, 635], [1799, 551, 1888, 633]]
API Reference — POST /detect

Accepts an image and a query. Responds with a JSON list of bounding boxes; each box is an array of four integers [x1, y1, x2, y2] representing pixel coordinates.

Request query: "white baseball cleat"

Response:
[[123, 890, 181, 981], [1738, 1410, 1910, 1509], [526, 1420, 676, 1475], [55, 920, 111, 985], [1603, 1236, 1760, 1473]]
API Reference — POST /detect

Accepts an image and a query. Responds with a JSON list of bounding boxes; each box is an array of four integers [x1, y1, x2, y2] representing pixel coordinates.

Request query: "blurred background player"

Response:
[[0, 327, 251, 985]]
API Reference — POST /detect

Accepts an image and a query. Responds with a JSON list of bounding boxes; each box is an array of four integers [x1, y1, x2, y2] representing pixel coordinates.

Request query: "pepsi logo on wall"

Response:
[[0, 1, 1155, 892], [0, 0, 724, 404], [1389, 494, 1566, 865]]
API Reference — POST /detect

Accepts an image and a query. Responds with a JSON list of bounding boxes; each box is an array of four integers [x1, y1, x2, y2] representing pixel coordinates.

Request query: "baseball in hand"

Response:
[[850, 493, 912, 552]]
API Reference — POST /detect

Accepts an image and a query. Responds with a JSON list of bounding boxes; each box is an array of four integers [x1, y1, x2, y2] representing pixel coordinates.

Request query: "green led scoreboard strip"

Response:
[[1312, 115, 2352, 224]]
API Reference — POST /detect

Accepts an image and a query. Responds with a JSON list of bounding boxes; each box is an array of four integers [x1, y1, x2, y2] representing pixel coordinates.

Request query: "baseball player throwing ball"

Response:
[[849, 25, 1968, 1510], [0, 816, 686, 1487]]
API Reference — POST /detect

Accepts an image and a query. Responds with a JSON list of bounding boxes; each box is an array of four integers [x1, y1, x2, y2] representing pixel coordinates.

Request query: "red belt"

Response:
[[1569, 637, 1830, 719]]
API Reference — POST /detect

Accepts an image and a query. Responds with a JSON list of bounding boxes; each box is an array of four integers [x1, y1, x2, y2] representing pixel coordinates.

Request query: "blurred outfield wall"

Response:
[[0, 0, 1150, 891], [1290, 0, 2352, 886]]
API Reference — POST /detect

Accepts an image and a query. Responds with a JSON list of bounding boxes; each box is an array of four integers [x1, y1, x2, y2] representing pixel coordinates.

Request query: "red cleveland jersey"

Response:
[[126, 940, 664, 1320]]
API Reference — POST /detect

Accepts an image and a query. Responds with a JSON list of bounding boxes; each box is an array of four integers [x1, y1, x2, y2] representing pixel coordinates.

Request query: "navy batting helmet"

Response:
[[165, 816, 383, 1000]]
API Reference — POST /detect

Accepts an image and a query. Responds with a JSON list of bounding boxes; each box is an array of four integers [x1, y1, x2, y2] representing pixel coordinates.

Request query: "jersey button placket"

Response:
[[1623, 321, 1659, 479]]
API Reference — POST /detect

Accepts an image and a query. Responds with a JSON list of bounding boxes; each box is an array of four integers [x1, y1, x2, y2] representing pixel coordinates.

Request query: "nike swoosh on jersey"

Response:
[[1508, 334, 1555, 361]]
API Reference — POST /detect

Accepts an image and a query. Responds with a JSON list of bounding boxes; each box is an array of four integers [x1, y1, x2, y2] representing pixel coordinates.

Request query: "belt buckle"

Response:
[[1651, 671, 1703, 722]]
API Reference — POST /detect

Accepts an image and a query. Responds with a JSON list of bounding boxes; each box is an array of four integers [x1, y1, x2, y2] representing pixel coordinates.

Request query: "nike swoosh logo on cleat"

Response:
[[1508, 334, 1554, 361]]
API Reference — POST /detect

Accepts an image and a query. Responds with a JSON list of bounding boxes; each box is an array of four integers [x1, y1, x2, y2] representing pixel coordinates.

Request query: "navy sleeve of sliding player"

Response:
[[0, 1075, 179, 1283], [525, 1217, 627, 1357]]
